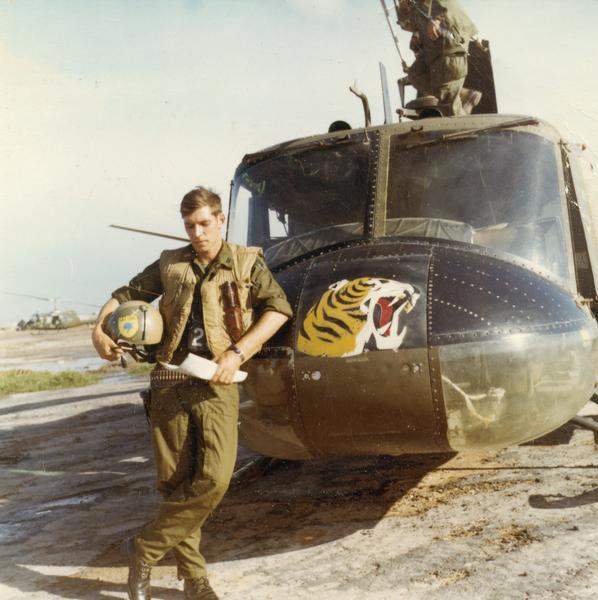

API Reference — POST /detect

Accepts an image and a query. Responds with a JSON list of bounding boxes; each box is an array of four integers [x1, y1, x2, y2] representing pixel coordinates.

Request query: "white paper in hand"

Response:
[[160, 353, 247, 383]]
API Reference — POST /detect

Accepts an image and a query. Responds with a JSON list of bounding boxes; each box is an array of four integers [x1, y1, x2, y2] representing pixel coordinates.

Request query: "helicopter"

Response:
[[112, 9, 598, 463], [1, 292, 98, 331], [224, 122, 598, 460]]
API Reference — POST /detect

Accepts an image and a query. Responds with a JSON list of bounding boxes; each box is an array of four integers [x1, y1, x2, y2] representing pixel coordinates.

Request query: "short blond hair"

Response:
[[180, 187, 222, 217]]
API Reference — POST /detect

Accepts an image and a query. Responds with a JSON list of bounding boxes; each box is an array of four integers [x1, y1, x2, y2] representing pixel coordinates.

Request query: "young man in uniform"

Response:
[[398, 0, 480, 116], [92, 187, 292, 600]]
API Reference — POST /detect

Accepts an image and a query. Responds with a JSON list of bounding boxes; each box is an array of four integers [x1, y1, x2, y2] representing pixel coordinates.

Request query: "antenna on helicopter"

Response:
[[349, 82, 371, 128], [379, 0, 408, 72], [379, 62, 393, 124]]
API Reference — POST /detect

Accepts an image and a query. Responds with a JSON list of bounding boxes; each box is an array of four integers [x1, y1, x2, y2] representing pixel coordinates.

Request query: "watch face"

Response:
[[229, 344, 244, 360]]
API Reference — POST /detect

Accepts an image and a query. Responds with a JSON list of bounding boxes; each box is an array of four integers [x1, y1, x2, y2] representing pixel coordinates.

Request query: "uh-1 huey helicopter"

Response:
[[1, 291, 98, 331], [113, 3, 598, 462]]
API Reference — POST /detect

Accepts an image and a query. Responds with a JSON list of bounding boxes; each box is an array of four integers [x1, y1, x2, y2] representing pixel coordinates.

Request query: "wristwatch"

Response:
[[228, 344, 245, 362]]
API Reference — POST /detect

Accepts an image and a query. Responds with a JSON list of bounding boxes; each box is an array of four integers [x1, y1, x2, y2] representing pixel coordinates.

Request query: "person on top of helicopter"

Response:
[[397, 0, 481, 116]]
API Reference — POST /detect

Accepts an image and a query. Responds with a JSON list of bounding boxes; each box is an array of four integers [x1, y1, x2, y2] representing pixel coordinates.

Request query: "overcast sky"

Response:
[[1, 0, 597, 325]]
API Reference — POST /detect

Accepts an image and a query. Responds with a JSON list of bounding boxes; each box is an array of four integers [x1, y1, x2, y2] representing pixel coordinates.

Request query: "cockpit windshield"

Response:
[[228, 140, 370, 267], [386, 130, 572, 282]]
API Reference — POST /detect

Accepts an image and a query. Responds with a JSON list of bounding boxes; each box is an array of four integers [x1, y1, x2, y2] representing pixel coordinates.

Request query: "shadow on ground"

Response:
[[525, 415, 598, 510], [0, 383, 456, 598], [4, 387, 595, 598], [524, 415, 598, 447]]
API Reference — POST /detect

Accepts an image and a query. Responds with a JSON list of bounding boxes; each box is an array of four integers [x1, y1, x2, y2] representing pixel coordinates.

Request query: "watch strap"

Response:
[[228, 344, 245, 362]]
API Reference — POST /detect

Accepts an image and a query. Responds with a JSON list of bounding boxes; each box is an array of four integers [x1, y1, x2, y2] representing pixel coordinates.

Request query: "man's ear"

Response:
[[217, 211, 226, 225]]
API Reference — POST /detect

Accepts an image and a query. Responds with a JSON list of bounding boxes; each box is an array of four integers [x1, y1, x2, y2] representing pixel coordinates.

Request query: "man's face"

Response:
[[183, 206, 225, 257]]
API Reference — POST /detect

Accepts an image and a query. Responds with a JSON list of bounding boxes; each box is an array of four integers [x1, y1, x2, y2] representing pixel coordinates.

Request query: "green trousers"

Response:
[[408, 53, 468, 116], [135, 381, 239, 579]]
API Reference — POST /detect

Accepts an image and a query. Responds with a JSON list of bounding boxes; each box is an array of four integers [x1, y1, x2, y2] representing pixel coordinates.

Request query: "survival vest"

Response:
[[156, 242, 262, 363]]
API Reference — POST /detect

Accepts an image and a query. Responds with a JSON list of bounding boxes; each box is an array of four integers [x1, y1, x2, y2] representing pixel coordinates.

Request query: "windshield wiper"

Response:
[[243, 133, 364, 167], [403, 117, 540, 151]]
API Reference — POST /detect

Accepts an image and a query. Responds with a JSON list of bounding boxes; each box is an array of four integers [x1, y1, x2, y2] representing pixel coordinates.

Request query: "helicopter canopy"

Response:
[[229, 125, 572, 285], [386, 129, 569, 281], [228, 140, 370, 266]]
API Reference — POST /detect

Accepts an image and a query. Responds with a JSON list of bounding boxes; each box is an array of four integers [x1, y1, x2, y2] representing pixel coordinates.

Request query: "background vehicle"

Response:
[[1, 292, 97, 330]]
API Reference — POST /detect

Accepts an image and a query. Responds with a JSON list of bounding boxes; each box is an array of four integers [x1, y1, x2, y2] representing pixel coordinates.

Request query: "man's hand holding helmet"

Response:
[[92, 298, 123, 361]]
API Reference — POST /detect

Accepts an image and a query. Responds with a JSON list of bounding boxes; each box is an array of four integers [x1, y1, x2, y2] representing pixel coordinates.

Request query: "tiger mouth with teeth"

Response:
[[365, 286, 418, 351], [374, 296, 404, 338]]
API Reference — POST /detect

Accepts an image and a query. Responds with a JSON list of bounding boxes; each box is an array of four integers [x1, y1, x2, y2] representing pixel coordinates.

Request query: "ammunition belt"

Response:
[[150, 369, 204, 389]]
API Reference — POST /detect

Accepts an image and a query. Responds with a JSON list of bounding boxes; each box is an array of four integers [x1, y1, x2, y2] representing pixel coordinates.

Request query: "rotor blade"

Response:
[[60, 300, 101, 308], [0, 291, 99, 309], [0, 291, 54, 302], [110, 224, 187, 242]]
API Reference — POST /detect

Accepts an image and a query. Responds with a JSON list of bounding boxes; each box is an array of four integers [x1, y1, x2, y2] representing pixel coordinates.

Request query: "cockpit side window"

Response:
[[386, 130, 572, 283], [229, 141, 371, 267]]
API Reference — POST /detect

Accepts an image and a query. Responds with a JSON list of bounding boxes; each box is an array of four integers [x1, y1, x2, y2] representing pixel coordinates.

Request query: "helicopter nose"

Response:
[[429, 245, 598, 451]]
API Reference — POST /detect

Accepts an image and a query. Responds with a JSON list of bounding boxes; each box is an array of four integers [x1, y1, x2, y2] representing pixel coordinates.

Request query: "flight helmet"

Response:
[[105, 301, 163, 361]]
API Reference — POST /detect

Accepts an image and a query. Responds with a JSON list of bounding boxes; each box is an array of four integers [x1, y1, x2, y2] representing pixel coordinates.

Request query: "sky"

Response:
[[1, 0, 598, 325]]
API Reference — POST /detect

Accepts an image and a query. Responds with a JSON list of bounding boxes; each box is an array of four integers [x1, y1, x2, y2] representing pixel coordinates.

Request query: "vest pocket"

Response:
[[239, 278, 252, 308], [161, 264, 194, 307]]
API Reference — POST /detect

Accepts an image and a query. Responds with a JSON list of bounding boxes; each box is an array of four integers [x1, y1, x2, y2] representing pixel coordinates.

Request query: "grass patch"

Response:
[[0, 361, 154, 396], [121, 362, 154, 376], [0, 369, 103, 395], [95, 360, 154, 376], [94, 360, 156, 377]]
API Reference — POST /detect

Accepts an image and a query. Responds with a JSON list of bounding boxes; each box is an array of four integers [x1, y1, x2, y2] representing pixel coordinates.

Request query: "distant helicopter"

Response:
[[113, 9, 598, 461], [1, 292, 98, 331]]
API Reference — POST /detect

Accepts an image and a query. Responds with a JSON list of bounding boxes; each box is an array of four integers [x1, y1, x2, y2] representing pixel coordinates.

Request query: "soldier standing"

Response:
[[92, 187, 292, 600], [397, 0, 480, 116]]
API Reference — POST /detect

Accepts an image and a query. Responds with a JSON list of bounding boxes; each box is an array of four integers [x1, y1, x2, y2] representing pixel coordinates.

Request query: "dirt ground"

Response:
[[1, 328, 597, 599]]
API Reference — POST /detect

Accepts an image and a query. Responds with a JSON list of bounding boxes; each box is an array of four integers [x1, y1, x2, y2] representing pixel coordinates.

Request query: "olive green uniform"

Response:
[[112, 242, 292, 579], [399, 0, 478, 116]]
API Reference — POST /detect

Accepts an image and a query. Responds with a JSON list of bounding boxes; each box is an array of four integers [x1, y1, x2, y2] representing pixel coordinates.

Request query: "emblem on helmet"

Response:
[[118, 314, 139, 338]]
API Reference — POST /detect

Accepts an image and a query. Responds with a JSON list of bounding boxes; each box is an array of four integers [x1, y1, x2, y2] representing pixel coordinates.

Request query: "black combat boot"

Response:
[[184, 577, 220, 600], [124, 537, 152, 600]]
